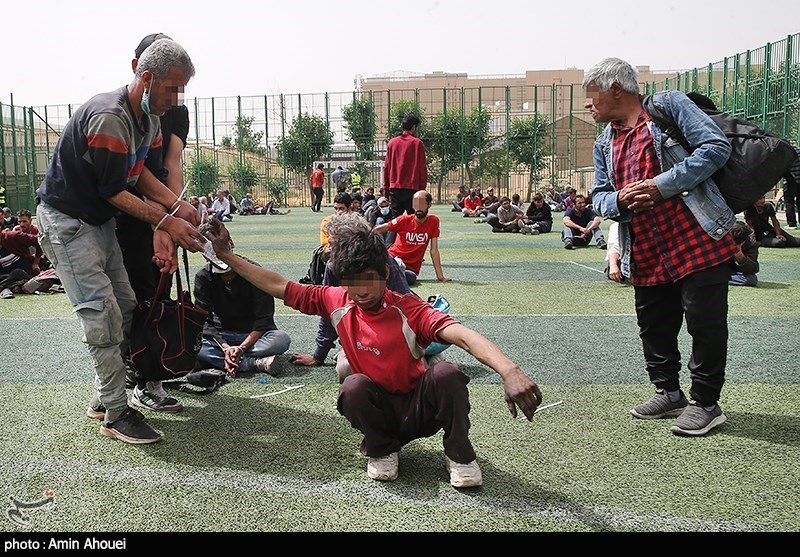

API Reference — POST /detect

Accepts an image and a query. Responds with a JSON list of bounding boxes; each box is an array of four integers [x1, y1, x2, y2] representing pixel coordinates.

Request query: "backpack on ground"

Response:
[[642, 92, 797, 214], [298, 245, 328, 285]]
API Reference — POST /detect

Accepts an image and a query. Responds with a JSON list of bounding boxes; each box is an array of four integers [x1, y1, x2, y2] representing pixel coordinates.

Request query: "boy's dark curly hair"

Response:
[[328, 215, 389, 281]]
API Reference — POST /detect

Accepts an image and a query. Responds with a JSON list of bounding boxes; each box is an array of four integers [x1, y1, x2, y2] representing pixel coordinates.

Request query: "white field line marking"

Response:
[[568, 260, 606, 274], [535, 400, 564, 414], [250, 385, 305, 399], [0, 457, 771, 532]]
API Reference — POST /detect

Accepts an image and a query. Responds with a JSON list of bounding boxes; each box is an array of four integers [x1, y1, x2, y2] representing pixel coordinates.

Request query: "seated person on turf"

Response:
[[461, 188, 486, 218], [239, 192, 257, 215], [194, 225, 291, 377], [485, 196, 525, 233], [562, 194, 606, 249], [374, 190, 450, 285], [519, 193, 553, 235], [204, 217, 543, 488], [744, 195, 800, 248], [728, 221, 759, 287]]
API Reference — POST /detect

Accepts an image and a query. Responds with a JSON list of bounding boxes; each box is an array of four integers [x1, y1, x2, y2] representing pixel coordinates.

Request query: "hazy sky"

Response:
[[3, 0, 798, 107]]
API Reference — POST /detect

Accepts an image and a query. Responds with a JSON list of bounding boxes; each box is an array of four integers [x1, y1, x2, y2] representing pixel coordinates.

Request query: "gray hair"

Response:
[[135, 38, 195, 81], [582, 57, 639, 94], [325, 212, 370, 240]]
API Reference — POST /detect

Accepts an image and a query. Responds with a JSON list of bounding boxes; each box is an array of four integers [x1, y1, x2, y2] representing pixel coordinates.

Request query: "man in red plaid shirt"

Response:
[[586, 58, 738, 437]]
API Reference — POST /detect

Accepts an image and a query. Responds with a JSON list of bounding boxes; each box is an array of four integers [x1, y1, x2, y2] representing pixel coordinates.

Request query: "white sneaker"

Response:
[[367, 452, 399, 481], [445, 456, 482, 488], [252, 355, 276, 375]]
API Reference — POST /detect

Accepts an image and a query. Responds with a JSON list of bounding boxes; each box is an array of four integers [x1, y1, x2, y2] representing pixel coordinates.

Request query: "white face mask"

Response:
[[380, 207, 390, 216]]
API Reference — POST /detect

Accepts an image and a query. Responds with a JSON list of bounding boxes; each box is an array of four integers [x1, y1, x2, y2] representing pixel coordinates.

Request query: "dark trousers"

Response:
[[311, 187, 324, 212], [386, 188, 416, 246], [633, 262, 730, 405], [784, 174, 798, 227], [337, 362, 476, 464]]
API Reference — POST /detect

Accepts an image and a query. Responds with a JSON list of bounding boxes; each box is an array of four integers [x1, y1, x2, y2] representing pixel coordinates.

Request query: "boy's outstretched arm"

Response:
[[438, 323, 542, 421]]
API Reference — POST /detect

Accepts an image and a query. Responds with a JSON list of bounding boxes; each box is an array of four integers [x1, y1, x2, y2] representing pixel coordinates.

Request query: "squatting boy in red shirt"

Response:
[[204, 218, 542, 489]]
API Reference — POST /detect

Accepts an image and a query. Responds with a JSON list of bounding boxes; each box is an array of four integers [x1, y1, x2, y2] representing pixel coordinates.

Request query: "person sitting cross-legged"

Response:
[[562, 194, 606, 249], [484, 196, 525, 233], [519, 193, 553, 235], [194, 224, 291, 377], [744, 195, 800, 248], [203, 217, 543, 489]]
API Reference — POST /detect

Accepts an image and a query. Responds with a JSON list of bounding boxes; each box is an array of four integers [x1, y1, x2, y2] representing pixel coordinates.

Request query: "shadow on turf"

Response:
[[720, 411, 800, 447], [750, 281, 790, 290], [142, 393, 617, 531]]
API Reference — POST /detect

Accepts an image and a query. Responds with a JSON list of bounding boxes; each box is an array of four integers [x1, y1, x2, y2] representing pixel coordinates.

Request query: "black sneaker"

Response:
[[630, 389, 689, 419], [99, 407, 162, 444], [564, 240, 574, 250], [670, 401, 727, 436], [597, 240, 608, 250]]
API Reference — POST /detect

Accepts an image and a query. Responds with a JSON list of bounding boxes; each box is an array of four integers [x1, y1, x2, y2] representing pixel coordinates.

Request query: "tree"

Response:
[[227, 158, 260, 202], [507, 114, 551, 200], [185, 152, 220, 196], [342, 96, 376, 160], [275, 112, 334, 176], [424, 105, 492, 200], [221, 115, 266, 156], [386, 99, 425, 141]]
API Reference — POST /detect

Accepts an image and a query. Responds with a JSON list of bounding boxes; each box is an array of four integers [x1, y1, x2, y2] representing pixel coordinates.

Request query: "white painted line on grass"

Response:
[[250, 385, 305, 398], [535, 400, 564, 414], [1, 457, 771, 532], [568, 261, 606, 274]]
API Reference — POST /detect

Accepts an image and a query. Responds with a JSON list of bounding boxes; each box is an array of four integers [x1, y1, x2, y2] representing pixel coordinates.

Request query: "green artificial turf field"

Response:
[[1, 205, 798, 534]]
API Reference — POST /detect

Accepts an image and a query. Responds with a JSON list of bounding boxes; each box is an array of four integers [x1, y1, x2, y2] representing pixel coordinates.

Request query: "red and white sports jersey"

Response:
[[284, 282, 457, 393]]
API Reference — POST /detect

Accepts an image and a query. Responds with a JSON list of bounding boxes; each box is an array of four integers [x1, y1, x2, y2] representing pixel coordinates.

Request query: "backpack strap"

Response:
[[641, 94, 691, 151]]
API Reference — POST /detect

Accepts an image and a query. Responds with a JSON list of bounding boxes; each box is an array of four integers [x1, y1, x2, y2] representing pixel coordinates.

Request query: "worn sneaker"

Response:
[[252, 355, 277, 376], [630, 389, 689, 419], [99, 407, 162, 444], [132, 384, 184, 413], [367, 452, 399, 481], [670, 401, 727, 436], [564, 240, 574, 250], [86, 402, 106, 420], [445, 456, 483, 488], [597, 240, 608, 250], [473, 218, 485, 224], [520, 224, 531, 235]]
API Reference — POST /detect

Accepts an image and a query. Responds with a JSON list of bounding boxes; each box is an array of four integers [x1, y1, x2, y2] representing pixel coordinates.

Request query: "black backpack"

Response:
[[642, 93, 797, 214]]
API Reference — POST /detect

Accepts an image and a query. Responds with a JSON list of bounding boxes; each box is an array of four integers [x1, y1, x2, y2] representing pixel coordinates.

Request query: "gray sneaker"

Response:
[[100, 407, 162, 444], [132, 384, 184, 413], [630, 389, 688, 419], [670, 401, 727, 436]]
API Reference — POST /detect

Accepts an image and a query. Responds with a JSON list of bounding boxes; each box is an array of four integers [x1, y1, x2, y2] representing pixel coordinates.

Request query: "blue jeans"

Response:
[[562, 227, 605, 246], [37, 202, 137, 415], [197, 329, 291, 372]]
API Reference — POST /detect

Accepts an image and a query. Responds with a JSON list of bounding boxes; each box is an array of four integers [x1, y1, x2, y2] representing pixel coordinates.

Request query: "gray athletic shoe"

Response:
[[630, 389, 688, 419], [132, 383, 184, 413], [670, 401, 727, 436]]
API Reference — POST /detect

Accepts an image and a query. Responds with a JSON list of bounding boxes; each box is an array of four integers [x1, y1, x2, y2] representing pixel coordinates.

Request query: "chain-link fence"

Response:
[[3, 33, 799, 212]]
